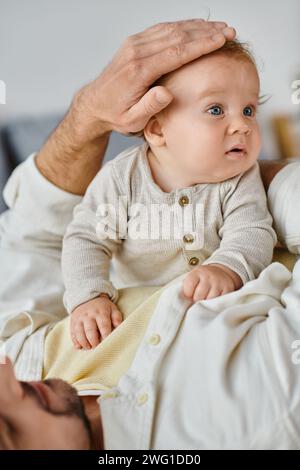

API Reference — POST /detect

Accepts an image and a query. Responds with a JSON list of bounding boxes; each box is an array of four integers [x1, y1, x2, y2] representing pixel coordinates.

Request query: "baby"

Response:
[[62, 40, 277, 350]]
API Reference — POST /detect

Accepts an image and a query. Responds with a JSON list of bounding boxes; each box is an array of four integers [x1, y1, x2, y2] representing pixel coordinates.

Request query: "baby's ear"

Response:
[[144, 115, 165, 146]]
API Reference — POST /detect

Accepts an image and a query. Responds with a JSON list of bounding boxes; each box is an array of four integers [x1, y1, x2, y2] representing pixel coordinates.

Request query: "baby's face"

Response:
[[157, 54, 261, 183]]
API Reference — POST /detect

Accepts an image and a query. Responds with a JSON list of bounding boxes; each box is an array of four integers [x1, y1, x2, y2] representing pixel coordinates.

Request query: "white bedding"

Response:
[[101, 260, 300, 448]]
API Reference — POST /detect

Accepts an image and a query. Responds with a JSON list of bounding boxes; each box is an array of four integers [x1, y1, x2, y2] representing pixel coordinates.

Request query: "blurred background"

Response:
[[1, 0, 300, 212]]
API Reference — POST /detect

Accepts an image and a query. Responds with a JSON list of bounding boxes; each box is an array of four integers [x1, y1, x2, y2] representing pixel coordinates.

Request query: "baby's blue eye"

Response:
[[208, 105, 223, 116], [243, 106, 254, 117]]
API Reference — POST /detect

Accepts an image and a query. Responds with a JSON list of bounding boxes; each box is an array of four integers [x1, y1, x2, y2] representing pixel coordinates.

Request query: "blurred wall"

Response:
[[1, 0, 300, 158]]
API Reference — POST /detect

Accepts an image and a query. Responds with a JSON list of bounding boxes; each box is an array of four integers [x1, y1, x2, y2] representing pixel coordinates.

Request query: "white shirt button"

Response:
[[148, 333, 161, 345], [137, 392, 149, 405], [101, 390, 119, 400]]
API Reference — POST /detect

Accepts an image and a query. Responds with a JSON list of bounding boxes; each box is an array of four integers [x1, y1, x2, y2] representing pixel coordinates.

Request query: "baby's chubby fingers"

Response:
[[192, 278, 211, 302], [70, 319, 80, 348], [206, 284, 223, 300], [70, 330, 82, 350], [83, 317, 101, 349], [182, 269, 202, 299], [70, 295, 118, 349], [190, 264, 240, 302], [95, 310, 113, 340], [111, 306, 123, 329], [182, 266, 222, 302], [75, 322, 93, 350], [70, 316, 83, 349]]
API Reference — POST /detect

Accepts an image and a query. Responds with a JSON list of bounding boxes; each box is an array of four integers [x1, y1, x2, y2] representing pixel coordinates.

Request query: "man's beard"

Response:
[[20, 379, 93, 446]]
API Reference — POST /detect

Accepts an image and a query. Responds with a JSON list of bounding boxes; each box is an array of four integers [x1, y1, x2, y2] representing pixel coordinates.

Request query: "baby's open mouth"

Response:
[[225, 146, 247, 158]]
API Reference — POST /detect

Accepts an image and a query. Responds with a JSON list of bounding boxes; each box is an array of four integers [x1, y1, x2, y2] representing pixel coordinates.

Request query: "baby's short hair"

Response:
[[131, 39, 257, 139]]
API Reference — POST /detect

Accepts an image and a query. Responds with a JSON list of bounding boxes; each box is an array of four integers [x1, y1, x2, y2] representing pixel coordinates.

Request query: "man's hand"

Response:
[[70, 294, 123, 350], [36, 19, 235, 194], [77, 19, 236, 138], [182, 264, 242, 302]]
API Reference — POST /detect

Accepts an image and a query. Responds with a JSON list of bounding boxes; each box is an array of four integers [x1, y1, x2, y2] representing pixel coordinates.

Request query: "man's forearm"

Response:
[[36, 94, 111, 195]]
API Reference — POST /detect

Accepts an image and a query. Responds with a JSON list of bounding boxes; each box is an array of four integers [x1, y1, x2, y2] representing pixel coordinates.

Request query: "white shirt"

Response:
[[100, 261, 300, 449], [0, 154, 81, 379], [1, 155, 300, 449]]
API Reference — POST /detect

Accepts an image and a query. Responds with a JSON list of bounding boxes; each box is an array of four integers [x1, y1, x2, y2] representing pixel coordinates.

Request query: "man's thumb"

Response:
[[127, 85, 173, 132], [152, 85, 173, 107]]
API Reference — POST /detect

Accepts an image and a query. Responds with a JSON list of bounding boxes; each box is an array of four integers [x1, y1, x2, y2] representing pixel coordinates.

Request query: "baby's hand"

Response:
[[70, 294, 123, 350], [182, 264, 242, 302]]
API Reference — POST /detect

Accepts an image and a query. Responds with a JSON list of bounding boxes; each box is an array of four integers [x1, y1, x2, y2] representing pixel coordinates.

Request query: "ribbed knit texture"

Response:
[[62, 142, 277, 313]]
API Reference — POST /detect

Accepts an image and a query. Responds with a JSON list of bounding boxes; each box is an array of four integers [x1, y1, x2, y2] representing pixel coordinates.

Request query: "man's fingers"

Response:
[[84, 318, 101, 349], [140, 19, 207, 36], [120, 22, 235, 77], [133, 19, 228, 43], [111, 308, 123, 329], [214, 26, 236, 41], [124, 26, 235, 78], [75, 322, 92, 350], [126, 86, 173, 132], [126, 27, 224, 62], [144, 30, 232, 80], [119, 23, 235, 133], [76, 18, 236, 137]]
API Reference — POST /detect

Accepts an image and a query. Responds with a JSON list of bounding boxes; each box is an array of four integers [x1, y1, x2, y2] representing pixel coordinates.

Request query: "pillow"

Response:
[[268, 161, 300, 256]]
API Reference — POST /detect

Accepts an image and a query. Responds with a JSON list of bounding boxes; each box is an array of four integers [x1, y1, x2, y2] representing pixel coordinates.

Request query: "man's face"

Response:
[[158, 54, 261, 183], [0, 358, 92, 449]]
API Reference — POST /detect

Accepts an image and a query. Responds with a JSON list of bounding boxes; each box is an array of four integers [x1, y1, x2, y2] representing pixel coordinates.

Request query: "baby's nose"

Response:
[[228, 121, 251, 135], [237, 125, 251, 134]]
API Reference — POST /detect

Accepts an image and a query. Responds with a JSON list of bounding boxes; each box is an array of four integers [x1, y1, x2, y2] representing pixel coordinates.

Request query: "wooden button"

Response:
[[178, 195, 189, 206], [183, 233, 194, 244], [189, 257, 199, 266]]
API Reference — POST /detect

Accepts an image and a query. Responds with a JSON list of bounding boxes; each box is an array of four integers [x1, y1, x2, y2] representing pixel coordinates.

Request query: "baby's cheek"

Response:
[[189, 144, 220, 171], [252, 124, 262, 154]]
